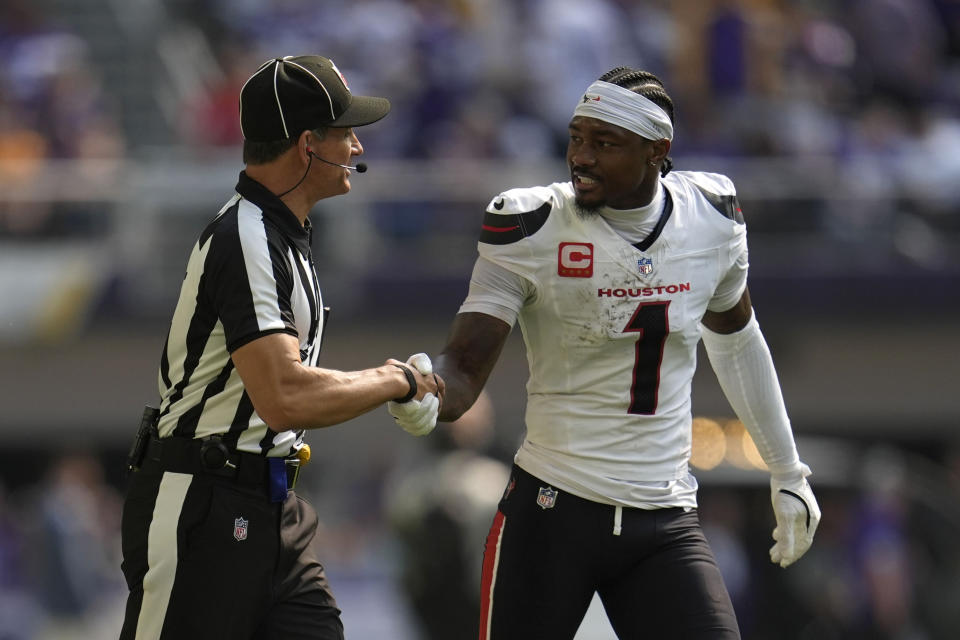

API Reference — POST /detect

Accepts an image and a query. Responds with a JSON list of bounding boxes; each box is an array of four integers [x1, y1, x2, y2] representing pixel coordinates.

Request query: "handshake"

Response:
[[386, 353, 445, 436]]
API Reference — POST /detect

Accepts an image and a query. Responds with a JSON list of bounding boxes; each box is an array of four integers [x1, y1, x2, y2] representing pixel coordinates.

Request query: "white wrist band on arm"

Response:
[[700, 310, 801, 478]]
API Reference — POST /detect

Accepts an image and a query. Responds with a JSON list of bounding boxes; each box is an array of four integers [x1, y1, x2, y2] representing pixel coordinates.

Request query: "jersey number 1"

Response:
[[622, 301, 670, 415]]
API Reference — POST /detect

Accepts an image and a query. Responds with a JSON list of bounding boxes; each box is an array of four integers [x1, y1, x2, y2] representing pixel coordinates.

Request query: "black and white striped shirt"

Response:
[[156, 172, 325, 457]]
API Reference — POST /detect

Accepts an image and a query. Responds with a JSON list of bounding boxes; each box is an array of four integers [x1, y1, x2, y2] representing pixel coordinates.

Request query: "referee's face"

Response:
[[312, 127, 363, 196], [567, 116, 659, 211]]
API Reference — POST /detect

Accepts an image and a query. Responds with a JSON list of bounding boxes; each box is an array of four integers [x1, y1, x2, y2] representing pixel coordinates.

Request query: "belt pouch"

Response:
[[267, 458, 288, 503]]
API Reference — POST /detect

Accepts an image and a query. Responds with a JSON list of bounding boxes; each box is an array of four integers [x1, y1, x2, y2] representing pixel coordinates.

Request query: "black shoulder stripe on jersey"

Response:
[[694, 184, 744, 224], [633, 187, 674, 252], [479, 202, 552, 245], [198, 200, 237, 249]]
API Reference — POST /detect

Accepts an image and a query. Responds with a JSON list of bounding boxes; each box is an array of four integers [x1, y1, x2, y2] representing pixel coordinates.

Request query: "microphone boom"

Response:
[[309, 151, 368, 173]]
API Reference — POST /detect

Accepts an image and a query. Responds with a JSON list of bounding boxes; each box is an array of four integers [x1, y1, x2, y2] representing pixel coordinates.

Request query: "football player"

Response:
[[390, 67, 820, 639]]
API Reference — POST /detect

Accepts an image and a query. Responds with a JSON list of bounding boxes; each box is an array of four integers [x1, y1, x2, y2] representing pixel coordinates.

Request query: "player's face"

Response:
[[567, 116, 660, 211]]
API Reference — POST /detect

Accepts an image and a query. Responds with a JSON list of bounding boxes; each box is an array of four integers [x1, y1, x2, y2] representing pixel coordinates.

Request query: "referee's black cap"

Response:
[[239, 55, 391, 142]]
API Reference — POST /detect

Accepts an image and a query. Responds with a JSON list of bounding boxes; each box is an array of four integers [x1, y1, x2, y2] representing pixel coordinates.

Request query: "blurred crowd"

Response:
[[0, 1, 125, 165], [0, 454, 126, 640], [179, 0, 960, 164], [0, 0, 124, 239], [1, 0, 959, 171], [179, 0, 960, 269], [696, 445, 960, 640], [0, 0, 957, 261]]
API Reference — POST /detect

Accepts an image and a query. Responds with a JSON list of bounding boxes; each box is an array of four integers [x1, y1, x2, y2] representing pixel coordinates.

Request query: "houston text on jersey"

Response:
[[597, 283, 691, 297]]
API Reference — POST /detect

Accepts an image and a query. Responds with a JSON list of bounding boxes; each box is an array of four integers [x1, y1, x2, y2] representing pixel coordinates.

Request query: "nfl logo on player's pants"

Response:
[[537, 486, 558, 509], [234, 517, 248, 541]]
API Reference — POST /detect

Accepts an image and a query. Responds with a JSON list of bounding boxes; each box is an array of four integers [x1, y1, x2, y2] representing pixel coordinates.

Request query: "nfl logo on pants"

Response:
[[234, 517, 248, 541], [537, 486, 558, 509]]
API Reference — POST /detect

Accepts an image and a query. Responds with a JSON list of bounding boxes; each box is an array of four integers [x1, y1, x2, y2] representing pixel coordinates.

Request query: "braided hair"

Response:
[[597, 67, 675, 177]]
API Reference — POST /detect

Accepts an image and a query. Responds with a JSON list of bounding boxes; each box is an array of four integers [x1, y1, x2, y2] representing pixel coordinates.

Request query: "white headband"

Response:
[[573, 80, 673, 141]]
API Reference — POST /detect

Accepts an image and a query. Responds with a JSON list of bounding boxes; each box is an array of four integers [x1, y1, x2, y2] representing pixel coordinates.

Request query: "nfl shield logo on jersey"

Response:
[[637, 257, 654, 275], [536, 486, 558, 509], [234, 517, 248, 542]]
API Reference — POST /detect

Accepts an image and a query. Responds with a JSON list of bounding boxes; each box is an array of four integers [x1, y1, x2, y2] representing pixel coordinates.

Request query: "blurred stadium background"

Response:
[[1, 0, 959, 638]]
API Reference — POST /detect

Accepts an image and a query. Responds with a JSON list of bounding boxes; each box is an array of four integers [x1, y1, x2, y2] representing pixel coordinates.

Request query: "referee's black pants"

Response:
[[480, 465, 740, 640], [119, 462, 343, 640]]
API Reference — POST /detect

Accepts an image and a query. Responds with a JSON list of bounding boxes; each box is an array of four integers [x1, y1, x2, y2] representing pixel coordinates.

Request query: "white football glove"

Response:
[[406, 352, 433, 377], [769, 463, 821, 568], [387, 353, 438, 437]]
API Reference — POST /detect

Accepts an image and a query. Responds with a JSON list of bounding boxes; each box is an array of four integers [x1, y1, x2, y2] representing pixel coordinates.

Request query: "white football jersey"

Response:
[[461, 171, 748, 508]]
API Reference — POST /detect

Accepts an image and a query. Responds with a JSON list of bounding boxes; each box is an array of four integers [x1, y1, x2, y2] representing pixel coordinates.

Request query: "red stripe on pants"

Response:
[[479, 510, 506, 640]]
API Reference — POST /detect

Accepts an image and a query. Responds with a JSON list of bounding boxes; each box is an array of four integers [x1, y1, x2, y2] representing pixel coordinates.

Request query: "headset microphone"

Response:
[[308, 150, 367, 173], [277, 149, 367, 198]]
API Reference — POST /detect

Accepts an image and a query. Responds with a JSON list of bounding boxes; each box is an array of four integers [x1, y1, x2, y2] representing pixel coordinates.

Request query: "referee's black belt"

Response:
[[141, 436, 300, 495]]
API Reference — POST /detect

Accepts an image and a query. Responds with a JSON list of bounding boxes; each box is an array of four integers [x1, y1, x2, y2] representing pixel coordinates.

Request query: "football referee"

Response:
[[119, 55, 442, 640]]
